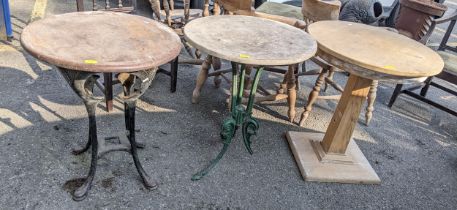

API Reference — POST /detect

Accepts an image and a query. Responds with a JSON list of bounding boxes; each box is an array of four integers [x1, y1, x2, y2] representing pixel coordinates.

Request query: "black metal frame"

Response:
[[58, 68, 158, 201], [388, 10, 457, 117], [158, 57, 179, 92]]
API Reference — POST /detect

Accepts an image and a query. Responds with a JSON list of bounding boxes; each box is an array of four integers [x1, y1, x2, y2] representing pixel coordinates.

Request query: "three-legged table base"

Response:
[[192, 63, 264, 181], [58, 68, 158, 201]]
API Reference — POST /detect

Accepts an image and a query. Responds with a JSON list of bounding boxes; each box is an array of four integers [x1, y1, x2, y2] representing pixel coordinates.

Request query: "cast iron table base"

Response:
[[58, 68, 158, 201], [192, 63, 264, 180]]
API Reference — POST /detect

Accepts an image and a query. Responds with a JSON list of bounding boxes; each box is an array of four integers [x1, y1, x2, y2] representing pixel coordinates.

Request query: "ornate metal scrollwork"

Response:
[[192, 63, 264, 181]]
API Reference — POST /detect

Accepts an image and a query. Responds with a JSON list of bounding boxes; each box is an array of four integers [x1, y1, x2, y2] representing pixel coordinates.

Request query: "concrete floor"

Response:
[[0, 0, 456, 209]]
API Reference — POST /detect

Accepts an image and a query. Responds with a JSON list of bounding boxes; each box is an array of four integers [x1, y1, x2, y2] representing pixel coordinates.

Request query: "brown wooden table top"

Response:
[[183, 15, 317, 66], [21, 11, 182, 73], [308, 21, 444, 80]]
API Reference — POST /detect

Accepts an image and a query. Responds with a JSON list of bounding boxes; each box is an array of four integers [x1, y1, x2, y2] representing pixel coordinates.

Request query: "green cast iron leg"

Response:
[[191, 62, 241, 181], [231, 62, 239, 111], [242, 67, 263, 154], [237, 65, 246, 105]]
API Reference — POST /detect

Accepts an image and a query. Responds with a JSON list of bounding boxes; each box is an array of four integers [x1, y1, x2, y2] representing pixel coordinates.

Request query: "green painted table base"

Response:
[[192, 63, 264, 181]]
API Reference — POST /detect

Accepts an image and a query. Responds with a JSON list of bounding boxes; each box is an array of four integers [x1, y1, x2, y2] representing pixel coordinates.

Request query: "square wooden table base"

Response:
[[286, 74, 381, 184], [286, 131, 380, 184]]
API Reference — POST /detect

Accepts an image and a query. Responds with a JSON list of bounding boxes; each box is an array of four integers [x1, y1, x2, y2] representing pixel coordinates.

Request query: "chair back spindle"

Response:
[[153, 0, 191, 26], [105, 0, 110, 9], [92, 0, 98, 10], [75, 0, 135, 13]]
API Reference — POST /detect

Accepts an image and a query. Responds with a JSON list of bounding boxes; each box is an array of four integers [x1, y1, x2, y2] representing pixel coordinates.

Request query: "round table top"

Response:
[[21, 11, 182, 73], [308, 21, 444, 80], [183, 15, 317, 66]]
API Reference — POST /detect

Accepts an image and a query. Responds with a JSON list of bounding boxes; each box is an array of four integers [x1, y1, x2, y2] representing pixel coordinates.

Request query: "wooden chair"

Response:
[[388, 8, 457, 116], [75, 0, 137, 112], [192, 0, 310, 122], [76, 0, 136, 12], [148, 0, 207, 93], [149, 0, 202, 58]]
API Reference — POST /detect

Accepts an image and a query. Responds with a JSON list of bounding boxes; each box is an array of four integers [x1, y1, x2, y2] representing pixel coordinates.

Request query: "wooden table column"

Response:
[[287, 20, 444, 184], [287, 74, 380, 184], [321, 75, 372, 155]]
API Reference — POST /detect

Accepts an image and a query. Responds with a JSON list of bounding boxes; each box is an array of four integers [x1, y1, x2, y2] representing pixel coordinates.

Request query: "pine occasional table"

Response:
[[21, 11, 181, 200], [184, 15, 317, 180], [286, 21, 444, 184]]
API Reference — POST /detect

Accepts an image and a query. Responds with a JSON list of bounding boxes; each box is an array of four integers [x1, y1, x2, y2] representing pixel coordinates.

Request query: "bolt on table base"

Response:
[[192, 63, 264, 181], [58, 68, 158, 201]]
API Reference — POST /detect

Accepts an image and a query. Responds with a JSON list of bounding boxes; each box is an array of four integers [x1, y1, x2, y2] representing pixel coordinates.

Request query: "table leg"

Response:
[[73, 100, 99, 201], [365, 80, 378, 126], [192, 63, 263, 181], [170, 56, 179, 93], [286, 74, 380, 184], [103, 73, 113, 112], [58, 68, 158, 201], [122, 70, 158, 190], [286, 65, 297, 122], [57, 68, 104, 201], [191, 55, 212, 104]]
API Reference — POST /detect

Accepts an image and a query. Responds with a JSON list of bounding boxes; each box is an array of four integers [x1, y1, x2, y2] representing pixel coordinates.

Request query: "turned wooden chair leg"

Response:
[[212, 57, 222, 88], [299, 68, 328, 127], [365, 80, 378, 126], [195, 49, 202, 59], [104, 73, 113, 112], [277, 70, 288, 94], [287, 65, 298, 122], [192, 55, 212, 104], [323, 68, 335, 92], [162, 0, 172, 26], [295, 63, 301, 91], [149, 0, 162, 20]]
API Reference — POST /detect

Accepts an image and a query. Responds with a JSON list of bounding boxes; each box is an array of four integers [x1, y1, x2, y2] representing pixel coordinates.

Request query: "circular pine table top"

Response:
[[308, 21, 444, 81], [21, 11, 182, 73], [183, 15, 317, 66]]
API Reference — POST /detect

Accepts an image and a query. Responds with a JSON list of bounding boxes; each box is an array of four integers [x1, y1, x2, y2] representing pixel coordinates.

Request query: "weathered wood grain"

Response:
[[184, 15, 317, 66], [308, 21, 444, 79], [21, 11, 182, 72]]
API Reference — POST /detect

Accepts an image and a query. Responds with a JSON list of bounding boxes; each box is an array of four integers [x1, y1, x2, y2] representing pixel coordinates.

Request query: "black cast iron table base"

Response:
[[58, 67, 158, 201]]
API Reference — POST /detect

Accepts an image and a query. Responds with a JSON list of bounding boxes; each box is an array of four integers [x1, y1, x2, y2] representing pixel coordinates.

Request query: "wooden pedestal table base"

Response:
[[287, 74, 380, 184], [286, 21, 444, 184]]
